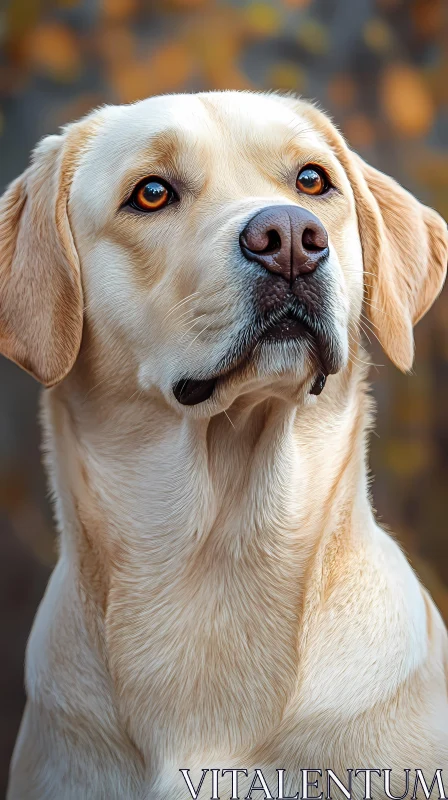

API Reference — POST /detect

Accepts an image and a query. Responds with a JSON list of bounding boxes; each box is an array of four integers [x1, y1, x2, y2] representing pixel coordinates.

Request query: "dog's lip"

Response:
[[173, 310, 330, 407], [173, 377, 217, 406]]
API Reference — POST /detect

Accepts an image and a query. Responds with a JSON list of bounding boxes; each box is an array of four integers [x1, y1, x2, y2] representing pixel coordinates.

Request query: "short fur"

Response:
[[2, 92, 447, 799]]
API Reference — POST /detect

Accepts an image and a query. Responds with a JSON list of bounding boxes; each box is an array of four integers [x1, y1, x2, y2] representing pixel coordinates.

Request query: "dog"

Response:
[[2, 91, 447, 799]]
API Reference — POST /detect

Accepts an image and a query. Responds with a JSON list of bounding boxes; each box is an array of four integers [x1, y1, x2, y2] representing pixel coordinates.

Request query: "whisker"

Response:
[[362, 299, 395, 322], [223, 410, 236, 430], [359, 316, 383, 348], [179, 315, 207, 340], [349, 346, 383, 369], [175, 307, 196, 324], [82, 375, 111, 401], [163, 291, 200, 322], [359, 310, 380, 332], [127, 388, 144, 403], [343, 268, 397, 286], [185, 322, 213, 350], [358, 322, 372, 346]]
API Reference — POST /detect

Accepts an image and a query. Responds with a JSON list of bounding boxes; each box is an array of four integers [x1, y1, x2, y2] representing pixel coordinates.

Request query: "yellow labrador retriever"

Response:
[[2, 92, 448, 800]]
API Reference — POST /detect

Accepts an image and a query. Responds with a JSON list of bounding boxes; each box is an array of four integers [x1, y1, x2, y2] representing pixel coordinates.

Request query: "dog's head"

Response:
[[0, 92, 446, 413]]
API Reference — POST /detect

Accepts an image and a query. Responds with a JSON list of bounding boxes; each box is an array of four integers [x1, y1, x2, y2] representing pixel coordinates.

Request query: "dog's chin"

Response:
[[173, 316, 340, 410], [173, 343, 308, 407]]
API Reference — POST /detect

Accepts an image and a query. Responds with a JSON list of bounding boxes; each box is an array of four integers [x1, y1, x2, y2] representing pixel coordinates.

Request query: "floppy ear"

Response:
[[0, 130, 84, 386], [349, 153, 447, 372]]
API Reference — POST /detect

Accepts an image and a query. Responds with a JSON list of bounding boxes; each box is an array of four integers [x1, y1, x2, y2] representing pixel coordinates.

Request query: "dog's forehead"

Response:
[[99, 92, 324, 153]]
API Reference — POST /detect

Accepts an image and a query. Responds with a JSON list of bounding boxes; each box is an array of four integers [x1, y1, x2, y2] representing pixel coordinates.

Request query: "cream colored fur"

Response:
[[1, 92, 447, 799]]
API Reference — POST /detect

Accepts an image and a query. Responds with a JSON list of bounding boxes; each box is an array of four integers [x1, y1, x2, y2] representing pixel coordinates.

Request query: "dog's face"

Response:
[[70, 92, 360, 411], [0, 92, 446, 412]]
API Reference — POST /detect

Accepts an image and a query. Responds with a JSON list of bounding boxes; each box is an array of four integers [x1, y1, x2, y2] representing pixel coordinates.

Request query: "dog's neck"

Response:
[[42, 355, 373, 758], [46, 359, 371, 562]]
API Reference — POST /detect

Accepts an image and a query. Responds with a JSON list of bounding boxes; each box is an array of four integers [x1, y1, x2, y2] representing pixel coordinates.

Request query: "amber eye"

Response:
[[296, 166, 329, 196], [129, 178, 176, 212]]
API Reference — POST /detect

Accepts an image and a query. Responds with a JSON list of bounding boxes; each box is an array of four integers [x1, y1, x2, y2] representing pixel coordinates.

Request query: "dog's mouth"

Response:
[[173, 309, 336, 407], [173, 376, 218, 406]]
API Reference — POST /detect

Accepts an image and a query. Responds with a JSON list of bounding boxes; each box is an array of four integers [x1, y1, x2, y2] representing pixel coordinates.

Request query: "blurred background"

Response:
[[0, 0, 447, 792]]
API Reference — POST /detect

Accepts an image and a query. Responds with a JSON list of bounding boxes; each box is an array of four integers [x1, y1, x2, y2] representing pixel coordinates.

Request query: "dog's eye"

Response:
[[129, 178, 177, 212], [296, 166, 329, 196]]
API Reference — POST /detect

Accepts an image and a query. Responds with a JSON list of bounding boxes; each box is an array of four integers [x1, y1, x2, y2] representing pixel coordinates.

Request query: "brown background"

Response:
[[0, 0, 447, 794]]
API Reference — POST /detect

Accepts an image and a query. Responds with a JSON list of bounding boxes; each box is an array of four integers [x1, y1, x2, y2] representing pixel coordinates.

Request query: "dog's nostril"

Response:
[[302, 226, 328, 252], [262, 229, 282, 253]]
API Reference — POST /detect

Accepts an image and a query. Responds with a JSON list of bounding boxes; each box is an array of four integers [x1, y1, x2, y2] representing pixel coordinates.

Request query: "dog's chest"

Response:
[[105, 527, 305, 767]]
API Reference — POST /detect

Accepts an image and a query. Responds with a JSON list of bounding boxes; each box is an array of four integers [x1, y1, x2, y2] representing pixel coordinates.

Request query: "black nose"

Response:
[[239, 205, 329, 283]]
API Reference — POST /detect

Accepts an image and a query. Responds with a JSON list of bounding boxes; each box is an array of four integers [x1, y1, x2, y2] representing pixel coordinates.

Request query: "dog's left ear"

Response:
[[0, 125, 88, 387], [349, 152, 447, 372]]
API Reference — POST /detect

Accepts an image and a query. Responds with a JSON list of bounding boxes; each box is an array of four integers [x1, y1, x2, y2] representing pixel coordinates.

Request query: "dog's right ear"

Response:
[[0, 130, 85, 386]]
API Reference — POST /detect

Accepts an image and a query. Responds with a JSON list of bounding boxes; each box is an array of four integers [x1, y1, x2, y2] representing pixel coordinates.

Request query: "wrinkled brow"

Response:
[[118, 128, 206, 204], [238, 132, 336, 185], [142, 129, 182, 166]]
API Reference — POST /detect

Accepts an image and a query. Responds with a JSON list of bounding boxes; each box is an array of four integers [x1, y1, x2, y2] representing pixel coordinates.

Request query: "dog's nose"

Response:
[[239, 205, 329, 283]]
